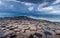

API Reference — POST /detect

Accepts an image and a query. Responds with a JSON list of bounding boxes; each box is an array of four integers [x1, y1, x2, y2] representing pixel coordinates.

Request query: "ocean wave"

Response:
[[28, 16, 60, 22]]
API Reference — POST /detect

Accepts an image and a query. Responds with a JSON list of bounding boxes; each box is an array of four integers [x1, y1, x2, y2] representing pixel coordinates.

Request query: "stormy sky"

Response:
[[0, 0, 60, 22]]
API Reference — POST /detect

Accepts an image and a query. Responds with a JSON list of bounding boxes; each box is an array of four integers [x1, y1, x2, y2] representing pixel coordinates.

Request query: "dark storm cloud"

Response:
[[17, 0, 44, 3], [45, 0, 56, 3], [17, 0, 56, 4]]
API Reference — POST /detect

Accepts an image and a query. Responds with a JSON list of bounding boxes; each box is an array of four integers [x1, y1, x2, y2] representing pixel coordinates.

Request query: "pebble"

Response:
[[55, 30, 60, 35]]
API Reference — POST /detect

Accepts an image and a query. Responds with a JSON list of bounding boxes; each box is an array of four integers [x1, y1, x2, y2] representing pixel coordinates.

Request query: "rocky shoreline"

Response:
[[0, 16, 60, 38]]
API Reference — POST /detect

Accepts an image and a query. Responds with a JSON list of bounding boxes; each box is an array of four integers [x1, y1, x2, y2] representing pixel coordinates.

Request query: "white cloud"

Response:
[[51, 10, 60, 14], [0, 0, 60, 14], [24, 3, 33, 6], [38, 2, 49, 11], [38, 6, 53, 11], [38, 2, 48, 9], [9, 5, 14, 9], [0, 0, 3, 5], [28, 7, 34, 11], [37, 0, 60, 14], [53, 0, 60, 4], [20, 2, 33, 6], [38, 3, 60, 14]]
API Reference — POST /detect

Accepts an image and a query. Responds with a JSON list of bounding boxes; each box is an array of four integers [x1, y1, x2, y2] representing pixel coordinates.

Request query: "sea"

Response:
[[0, 12, 60, 22]]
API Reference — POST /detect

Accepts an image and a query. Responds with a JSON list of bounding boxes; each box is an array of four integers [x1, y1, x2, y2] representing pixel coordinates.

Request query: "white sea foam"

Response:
[[28, 16, 60, 22]]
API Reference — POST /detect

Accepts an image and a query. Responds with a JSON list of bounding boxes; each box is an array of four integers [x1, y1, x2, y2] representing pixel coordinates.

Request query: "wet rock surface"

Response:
[[0, 16, 60, 38]]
